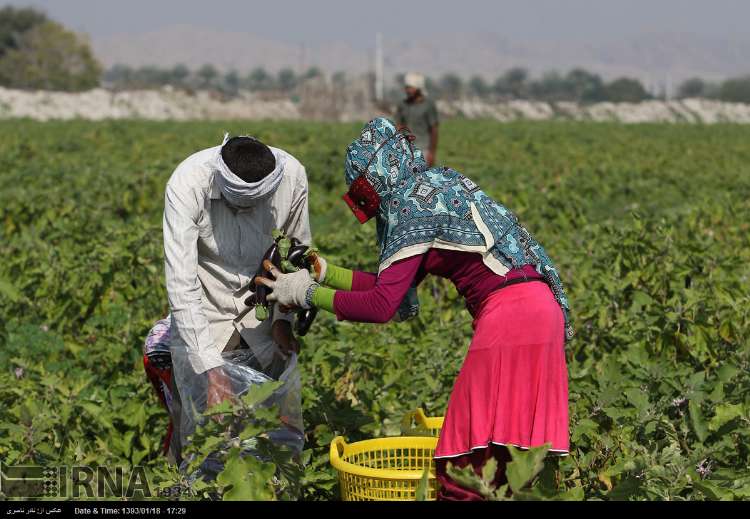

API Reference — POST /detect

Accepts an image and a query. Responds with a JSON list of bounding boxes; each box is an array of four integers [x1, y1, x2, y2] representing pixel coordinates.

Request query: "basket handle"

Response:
[[401, 408, 428, 434], [330, 436, 347, 462], [414, 408, 428, 424]]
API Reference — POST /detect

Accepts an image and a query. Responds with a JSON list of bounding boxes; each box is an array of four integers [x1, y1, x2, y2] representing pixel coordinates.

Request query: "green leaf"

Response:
[[630, 290, 653, 311], [709, 403, 745, 432], [689, 400, 709, 442], [253, 405, 281, 424], [239, 422, 265, 441], [204, 400, 234, 416], [709, 382, 725, 402], [79, 401, 113, 430], [624, 388, 649, 411], [415, 466, 431, 501], [557, 485, 585, 501], [217, 448, 277, 501], [694, 480, 733, 501], [446, 463, 491, 497], [718, 321, 733, 343], [481, 457, 498, 483], [716, 365, 740, 382], [240, 381, 283, 409], [0, 278, 22, 302], [506, 445, 549, 494], [200, 435, 225, 453], [0, 422, 26, 436], [607, 476, 643, 500]]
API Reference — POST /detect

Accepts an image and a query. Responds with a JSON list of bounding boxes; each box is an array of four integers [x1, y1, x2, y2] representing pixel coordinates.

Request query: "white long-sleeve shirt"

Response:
[[163, 144, 311, 375]]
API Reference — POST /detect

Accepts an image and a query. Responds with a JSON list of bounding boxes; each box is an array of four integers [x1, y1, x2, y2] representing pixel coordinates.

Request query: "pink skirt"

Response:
[[434, 280, 570, 458]]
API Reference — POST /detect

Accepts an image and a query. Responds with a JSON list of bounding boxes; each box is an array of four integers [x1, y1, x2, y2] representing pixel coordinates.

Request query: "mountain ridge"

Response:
[[92, 25, 750, 87]]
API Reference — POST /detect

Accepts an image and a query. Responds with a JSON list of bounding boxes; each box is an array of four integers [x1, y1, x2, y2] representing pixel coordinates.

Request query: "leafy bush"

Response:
[[149, 382, 304, 501], [0, 11, 101, 91]]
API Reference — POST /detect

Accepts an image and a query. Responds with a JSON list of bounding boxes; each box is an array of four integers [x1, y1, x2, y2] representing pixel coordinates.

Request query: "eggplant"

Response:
[[286, 244, 308, 269], [295, 307, 317, 336], [279, 238, 308, 273], [287, 241, 318, 336], [246, 241, 280, 320], [246, 230, 319, 335]]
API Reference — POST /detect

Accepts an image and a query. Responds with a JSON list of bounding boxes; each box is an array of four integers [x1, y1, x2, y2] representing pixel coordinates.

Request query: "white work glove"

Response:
[[257, 260, 317, 309]]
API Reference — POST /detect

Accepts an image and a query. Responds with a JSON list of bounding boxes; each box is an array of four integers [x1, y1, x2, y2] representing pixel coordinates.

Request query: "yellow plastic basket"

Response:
[[401, 408, 445, 437], [330, 436, 439, 501]]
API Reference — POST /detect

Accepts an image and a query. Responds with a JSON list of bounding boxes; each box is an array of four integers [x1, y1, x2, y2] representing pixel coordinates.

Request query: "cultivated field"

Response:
[[0, 120, 748, 500]]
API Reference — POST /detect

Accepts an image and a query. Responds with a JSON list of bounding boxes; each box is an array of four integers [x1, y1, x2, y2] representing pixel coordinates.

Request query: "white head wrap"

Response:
[[214, 133, 285, 208], [404, 72, 427, 93]]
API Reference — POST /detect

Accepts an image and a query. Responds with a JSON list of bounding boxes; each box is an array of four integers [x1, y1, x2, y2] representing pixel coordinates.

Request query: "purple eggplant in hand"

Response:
[[246, 242, 280, 320], [295, 307, 317, 336], [248, 231, 319, 334]]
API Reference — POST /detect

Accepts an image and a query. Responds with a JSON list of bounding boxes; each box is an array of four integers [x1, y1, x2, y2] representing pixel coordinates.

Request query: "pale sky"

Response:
[[6, 0, 748, 46]]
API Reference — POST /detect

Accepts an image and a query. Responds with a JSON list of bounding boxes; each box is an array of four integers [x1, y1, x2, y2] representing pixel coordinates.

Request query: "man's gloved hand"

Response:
[[256, 260, 317, 309]]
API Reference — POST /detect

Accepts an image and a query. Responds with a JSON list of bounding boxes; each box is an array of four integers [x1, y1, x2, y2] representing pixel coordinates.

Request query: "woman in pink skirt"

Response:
[[259, 118, 573, 500]]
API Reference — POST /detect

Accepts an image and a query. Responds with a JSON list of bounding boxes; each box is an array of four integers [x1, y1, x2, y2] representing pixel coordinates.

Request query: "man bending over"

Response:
[[163, 134, 310, 464]]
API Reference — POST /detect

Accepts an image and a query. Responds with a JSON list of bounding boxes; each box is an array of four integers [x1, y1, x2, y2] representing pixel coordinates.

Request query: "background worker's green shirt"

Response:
[[395, 97, 439, 153]]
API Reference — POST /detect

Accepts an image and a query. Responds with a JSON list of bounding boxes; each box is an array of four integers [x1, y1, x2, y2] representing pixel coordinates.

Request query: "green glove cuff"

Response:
[[311, 286, 336, 313], [322, 263, 353, 290]]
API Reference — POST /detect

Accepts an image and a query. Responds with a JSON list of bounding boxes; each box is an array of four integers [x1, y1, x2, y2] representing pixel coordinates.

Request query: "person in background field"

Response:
[[395, 72, 440, 167], [162, 134, 311, 465], [258, 117, 573, 501]]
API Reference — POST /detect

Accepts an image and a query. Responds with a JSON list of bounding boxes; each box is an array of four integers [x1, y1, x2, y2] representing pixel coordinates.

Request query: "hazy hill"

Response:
[[93, 24, 750, 88]]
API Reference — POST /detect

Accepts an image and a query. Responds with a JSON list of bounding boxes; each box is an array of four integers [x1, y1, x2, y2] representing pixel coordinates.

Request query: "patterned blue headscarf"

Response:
[[344, 117, 572, 338]]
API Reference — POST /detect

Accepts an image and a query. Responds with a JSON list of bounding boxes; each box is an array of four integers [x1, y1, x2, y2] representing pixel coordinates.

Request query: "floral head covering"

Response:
[[343, 117, 573, 338]]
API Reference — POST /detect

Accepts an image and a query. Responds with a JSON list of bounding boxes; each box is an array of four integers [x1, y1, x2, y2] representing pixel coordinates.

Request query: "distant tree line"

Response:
[[676, 76, 750, 104], [103, 64, 750, 105], [104, 64, 656, 103], [395, 69, 750, 104], [102, 64, 324, 96], [391, 68, 653, 103]]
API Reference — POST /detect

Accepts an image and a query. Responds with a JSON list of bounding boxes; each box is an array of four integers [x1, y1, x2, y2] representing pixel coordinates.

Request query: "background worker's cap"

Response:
[[404, 72, 426, 94]]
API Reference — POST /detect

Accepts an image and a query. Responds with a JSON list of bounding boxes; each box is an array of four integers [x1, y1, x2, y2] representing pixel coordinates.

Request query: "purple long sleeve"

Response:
[[333, 249, 545, 323], [334, 256, 423, 323], [351, 270, 379, 291]]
